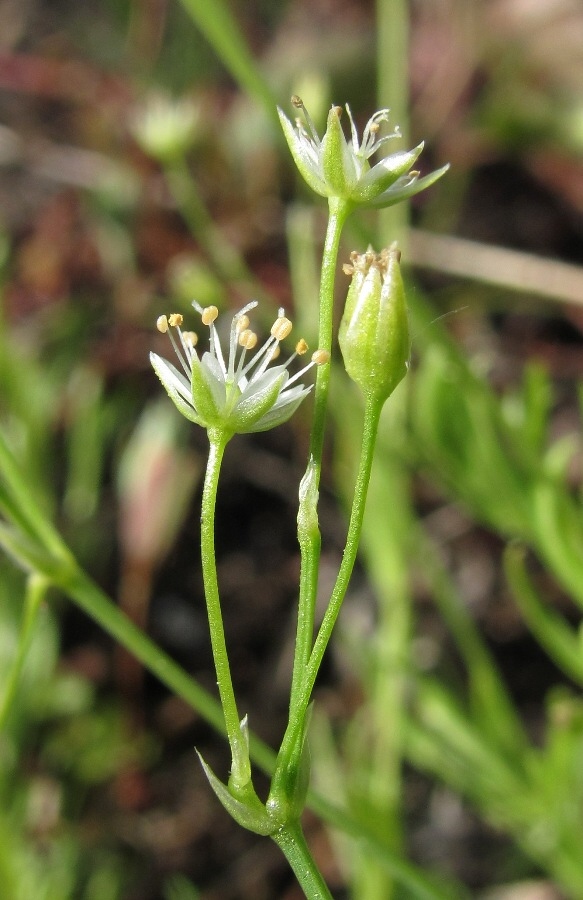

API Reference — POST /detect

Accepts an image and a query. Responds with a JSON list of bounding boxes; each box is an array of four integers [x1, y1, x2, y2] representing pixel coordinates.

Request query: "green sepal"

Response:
[[190, 353, 222, 425], [321, 107, 355, 197], [197, 751, 275, 836], [277, 107, 327, 197]]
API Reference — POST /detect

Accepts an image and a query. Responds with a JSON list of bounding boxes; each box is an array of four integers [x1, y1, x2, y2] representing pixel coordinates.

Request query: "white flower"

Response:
[[150, 302, 329, 436], [278, 96, 448, 208]]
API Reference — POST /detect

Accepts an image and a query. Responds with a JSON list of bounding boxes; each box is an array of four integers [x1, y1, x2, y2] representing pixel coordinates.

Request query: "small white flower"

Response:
[[278, 96, 448, 208], [151, 302, 329, 436]]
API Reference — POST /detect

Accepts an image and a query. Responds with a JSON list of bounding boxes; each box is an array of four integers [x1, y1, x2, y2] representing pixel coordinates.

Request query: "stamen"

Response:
[[238, 329, 258, 351], [167, 326, 191, 378], [290, 95, 321, 146], [201, 306, 218, 326], [296, 338, 309, 355], [271, 345, 281, 361], [286, 347, 328, 388], [156, 315, 169, 333], [178, 327, 197, 364], [271, 315, 293, 341], [169, 313, 184, 327], [346, 104, 359, 153], [227, 302, 259, 381]]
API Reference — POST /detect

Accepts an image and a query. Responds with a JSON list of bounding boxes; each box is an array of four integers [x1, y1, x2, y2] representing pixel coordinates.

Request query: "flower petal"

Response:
[[249, 388, 311, 433], [232, 369, 288, 432], [150, 352, 202, 424]]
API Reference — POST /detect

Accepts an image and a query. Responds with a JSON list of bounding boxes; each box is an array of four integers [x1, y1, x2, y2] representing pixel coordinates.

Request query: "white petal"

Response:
[[150, 352, 201, 423]]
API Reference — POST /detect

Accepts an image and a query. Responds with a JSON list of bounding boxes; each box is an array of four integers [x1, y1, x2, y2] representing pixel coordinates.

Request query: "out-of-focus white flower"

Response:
[[151, 302, 329, 437]]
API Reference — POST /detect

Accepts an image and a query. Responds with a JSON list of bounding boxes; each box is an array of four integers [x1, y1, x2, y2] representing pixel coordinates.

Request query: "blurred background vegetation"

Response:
[[1, 0, 583, 898]]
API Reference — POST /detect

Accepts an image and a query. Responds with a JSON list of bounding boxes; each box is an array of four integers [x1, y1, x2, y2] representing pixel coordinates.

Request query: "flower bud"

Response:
[[338, 244, 409, 404]]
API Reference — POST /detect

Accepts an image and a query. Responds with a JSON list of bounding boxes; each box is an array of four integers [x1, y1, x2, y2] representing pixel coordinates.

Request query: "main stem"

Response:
[[280, 393, 382, 773], [307, 198, 351, 476], [307, 396, 382, 696], [201, 431, 250, 789], [288, 199, 350, 717], [273, 824, 333, 900]]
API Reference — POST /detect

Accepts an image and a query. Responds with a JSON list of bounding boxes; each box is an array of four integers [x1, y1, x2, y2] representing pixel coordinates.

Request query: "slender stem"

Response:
[[279, 394, 382, 773], [288, 460, 320, 716], [201, 431, 250, 789], [288, 200, 350, 707], [308, 396, 381, 689], [0, 429, 72, 565], [272, 823, 333, 900], [0, 573, 48, 729], [308, 198, 351, 476]]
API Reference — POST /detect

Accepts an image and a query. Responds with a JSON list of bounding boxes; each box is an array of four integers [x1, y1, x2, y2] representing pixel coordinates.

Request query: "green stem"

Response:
[[0, 573, 48, 729], [176, 0, 277, 124], [308, 198, 351, 475], [0, 430, 72, 565], [60, 566, 452, 898], [201, 432, 250, 789], [307, 395, 382, 704], [0, 547, 456, 898], [272, 823, 333, 900], [286, 199, 349, 744], [280, 393, 382, 775]]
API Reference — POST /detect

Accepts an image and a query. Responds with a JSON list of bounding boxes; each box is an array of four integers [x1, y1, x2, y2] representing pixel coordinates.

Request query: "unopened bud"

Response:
[[338, 243, 409, 404]]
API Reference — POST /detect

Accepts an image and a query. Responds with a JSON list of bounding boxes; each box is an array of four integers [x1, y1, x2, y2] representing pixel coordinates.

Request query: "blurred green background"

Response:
[[1, 1, 583, 898]]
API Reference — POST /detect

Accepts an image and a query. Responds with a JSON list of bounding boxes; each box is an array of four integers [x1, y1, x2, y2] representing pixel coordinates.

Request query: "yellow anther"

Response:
[[184, 331, 198, 347], [201, 305, 219, 326], [271, 345, 281, 360], [296, 338, 309, 355], [168, 313, 184, 328], [312, 349, 330, 365], [235, 314, 250, 333], [271, 316, 293, 341], [156, 315, 169, 333], [238, 329, 258, 351]]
